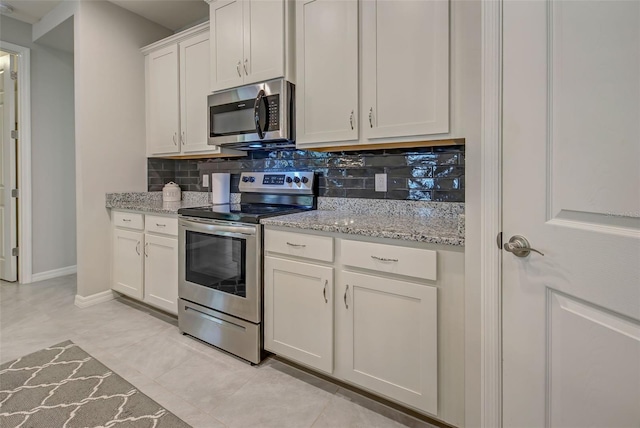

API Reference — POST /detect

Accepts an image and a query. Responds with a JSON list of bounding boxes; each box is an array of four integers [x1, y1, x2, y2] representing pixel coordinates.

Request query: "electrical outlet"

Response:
[[202, 174, 209, 188], [375, 173, 387, 192]]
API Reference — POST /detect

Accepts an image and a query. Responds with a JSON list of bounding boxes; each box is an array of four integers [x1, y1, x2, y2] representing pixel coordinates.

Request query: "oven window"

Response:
[[185, 231, 246, 298]]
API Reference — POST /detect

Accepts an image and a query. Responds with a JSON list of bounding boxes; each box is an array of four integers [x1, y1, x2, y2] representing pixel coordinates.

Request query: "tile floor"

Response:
[[0, 275, 439, 428]]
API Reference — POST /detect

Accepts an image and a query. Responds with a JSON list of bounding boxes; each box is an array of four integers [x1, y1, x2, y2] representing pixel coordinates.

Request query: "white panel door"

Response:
[[502, 1, 640, 427], [264, 256, 334, 374], [146, 45, 180, 155], [243, 0, 284, 85], [210, 0, 245, 92], [361, 0, 449, 140], [180, 32, 216, 154], [0, 54, 16, 282], [144, 234, 178, 315], [295, 0, 358, 146], [339, 271, 438, 415], [112, 228, 144, 299]]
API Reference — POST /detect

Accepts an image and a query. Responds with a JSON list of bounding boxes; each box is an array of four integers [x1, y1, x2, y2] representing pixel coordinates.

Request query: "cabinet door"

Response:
[[264, 256, 334, 374], [146, 45, 180, 155], [339, 271, 438, 415], [144, 234, 178, 315], [361, 0, 449, 140], [112, 229, 144, 299], [210, 0, 245, 92], [243, 0, 285, 85], [180, 32, 216, 154], [295, 0, 358, 145]]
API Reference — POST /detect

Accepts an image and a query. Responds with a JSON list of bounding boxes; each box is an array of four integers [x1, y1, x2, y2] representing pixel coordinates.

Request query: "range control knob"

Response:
[[293, 176, 301, 184], [301, 176, 309, 184], [286, 176, 293, 183], [249, 176, 256, 183], [242, 176, 249, 183]]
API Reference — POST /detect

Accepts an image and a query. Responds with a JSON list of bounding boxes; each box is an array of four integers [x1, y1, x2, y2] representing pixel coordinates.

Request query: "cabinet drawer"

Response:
[[113, 211, 144, 230], [145, 215, 178, 236], [341, 240, 437, 281], [265, 229, 334, 262]]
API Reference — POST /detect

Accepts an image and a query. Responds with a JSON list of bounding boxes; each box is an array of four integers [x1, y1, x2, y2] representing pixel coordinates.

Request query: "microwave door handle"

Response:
[[253, 89, 266, 139]]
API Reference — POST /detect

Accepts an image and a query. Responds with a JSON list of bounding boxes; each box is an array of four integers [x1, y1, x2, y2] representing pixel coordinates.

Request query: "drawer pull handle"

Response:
[[122, 219, 132, 222], [344, 284, 349, 309], [144, 242, 149, 257], [371, 255, 398, 262], [323, 279, 328, 303], [156, 223, 166, 227], [286, 242, 306, 248], [135, 241, 141, 256]]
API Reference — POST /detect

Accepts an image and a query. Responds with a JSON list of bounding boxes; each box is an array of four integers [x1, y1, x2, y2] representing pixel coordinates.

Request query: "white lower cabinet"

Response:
[[264, 227, 455, 420], [264, 256, 334, 373], [338, 271, 438, 415], [112, 228, 144, 299], [112, 211, 178, 315], [144, 234, 179, 314]]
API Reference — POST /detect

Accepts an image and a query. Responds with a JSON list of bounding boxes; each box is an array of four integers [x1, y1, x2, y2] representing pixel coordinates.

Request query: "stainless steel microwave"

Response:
[[207, 79, 294, 150]]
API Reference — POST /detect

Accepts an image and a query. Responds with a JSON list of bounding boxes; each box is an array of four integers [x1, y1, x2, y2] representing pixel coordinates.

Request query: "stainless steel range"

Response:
[[177, 171, 316, 364]]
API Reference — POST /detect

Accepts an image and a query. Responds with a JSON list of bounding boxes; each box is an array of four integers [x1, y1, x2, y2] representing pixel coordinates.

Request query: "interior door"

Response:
[[502, 1, 640, 427], [0, 54, 17, 282]]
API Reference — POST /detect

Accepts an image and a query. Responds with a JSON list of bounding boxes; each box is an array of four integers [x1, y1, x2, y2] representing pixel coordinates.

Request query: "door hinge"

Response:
[[11, 189, 18, 198], [10, 130, 18, 139], [11, 247, 18, 257], [496, 231, 503, 249], [10, 71, 17, 81]]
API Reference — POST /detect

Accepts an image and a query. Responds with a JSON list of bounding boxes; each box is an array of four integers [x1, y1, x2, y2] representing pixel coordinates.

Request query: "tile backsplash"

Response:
[[148, 145, 465, 202]]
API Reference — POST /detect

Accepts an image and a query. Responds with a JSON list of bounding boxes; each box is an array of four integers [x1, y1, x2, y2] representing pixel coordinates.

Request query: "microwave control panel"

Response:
[[239, 172, 314, 194]]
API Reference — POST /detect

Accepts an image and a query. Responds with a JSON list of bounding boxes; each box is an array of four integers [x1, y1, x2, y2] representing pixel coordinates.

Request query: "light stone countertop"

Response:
[[105, 192, 227, 215], [106, 193, 465, 246], [261, 210, 465, 246]]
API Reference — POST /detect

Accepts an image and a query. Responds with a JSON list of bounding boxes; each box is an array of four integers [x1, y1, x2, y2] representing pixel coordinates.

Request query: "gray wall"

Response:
[[0, 15, 77, 276], [73, 1, 171, 298]]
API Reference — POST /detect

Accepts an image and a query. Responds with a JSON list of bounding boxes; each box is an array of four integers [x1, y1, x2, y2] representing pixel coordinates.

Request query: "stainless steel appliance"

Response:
[[177, 171, 316, 364], [207, 79, 295, 150]]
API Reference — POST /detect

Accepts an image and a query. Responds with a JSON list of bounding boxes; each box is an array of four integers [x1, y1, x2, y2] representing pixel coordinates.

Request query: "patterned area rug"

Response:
[[0, 341, 190, 427]]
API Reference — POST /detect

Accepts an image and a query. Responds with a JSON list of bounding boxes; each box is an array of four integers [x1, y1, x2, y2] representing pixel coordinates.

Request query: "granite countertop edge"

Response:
[[260, 211, 465, 247]]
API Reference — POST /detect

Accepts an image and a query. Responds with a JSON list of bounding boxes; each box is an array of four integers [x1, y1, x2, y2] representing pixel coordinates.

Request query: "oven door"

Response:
[[178, 217, 261, 323]]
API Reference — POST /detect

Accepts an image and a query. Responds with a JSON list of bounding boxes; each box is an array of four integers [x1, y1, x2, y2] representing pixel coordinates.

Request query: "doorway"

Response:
[[0, 41, 32, 285], [0, 50, 18, 282]]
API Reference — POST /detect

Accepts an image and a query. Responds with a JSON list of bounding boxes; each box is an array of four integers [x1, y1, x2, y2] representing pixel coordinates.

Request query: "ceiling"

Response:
[[1, 0, 209, 32]]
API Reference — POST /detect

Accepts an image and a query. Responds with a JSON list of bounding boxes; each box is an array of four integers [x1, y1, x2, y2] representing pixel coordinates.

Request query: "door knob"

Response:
[[504, 235, 544, 257]]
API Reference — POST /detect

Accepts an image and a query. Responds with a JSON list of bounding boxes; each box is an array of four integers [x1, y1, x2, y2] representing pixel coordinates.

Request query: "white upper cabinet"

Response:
[[146, 45, 180, 155], [209, 0, 292, 92], [295, 0, 358, 146], [144, 23, 221, 157], [180, 32, 212, 154], [361, 0, 449, 140], [210, 0, 245, 91]]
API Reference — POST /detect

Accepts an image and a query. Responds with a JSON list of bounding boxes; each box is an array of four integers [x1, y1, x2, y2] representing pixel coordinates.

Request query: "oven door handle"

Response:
[[179, 218, 256, 237]]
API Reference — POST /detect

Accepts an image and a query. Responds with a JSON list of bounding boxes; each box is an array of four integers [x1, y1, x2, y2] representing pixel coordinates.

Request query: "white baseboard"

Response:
[[31, 265, 77, 283], [74, 289, 117, 309]]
